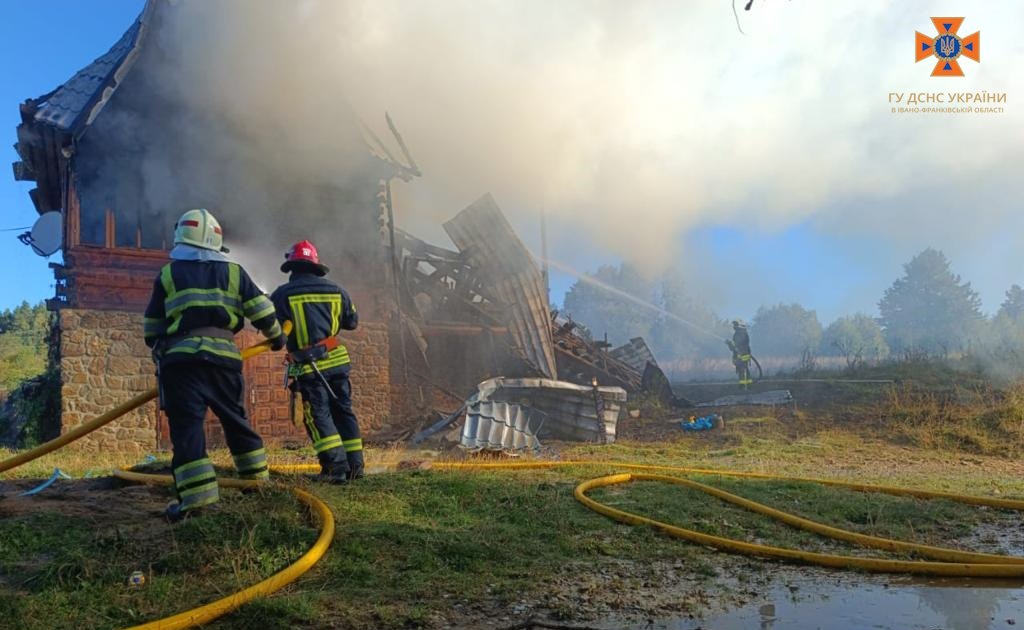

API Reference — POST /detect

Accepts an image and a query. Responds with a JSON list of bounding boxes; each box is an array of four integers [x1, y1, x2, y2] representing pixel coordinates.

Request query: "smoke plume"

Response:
[[83, 0, 1024, 312]]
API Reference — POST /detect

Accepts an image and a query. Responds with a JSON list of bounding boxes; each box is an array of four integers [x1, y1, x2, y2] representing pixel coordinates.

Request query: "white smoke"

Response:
[[156, 0, 1023, 309]]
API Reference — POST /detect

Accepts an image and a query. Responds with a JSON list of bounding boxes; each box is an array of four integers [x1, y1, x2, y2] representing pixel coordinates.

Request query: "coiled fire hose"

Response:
[[284, 460, 1024, 577], [5, 323, 1024, 625], [111, 470, 334, 630], [0, 323, 339, 630]]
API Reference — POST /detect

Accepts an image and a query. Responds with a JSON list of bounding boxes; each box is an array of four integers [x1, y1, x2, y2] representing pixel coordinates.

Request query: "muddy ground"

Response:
[[0, 477, 169, 521]]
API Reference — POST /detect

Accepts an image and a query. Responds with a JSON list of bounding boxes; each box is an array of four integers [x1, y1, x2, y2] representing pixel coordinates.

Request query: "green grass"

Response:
[[8, 355, 1024, 626], [0, 447, 152, 479], [3, 456, 1023, 629], [6, 395, 1024, 629], [777, 355, 990, 391], [592, 476, 994, 557], [0, 486, 315, 630]]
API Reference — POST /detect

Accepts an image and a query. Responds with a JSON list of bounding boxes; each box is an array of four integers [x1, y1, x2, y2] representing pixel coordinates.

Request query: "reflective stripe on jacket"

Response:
[[270, 272, 358, 378], [144, 260, 281, 369]]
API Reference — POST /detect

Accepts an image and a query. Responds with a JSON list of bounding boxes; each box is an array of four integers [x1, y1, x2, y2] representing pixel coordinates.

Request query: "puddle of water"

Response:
[[644, 576, 1024, 630]]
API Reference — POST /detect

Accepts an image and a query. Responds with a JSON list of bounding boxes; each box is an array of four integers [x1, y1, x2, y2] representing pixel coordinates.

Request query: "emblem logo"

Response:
[[915, 17, 980, 77]]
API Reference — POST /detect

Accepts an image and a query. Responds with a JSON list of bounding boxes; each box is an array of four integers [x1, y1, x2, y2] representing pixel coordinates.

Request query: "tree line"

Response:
[[0, 246, 1016, 394], [562, 248, 1021, 369], [0, 301, 52, 395]]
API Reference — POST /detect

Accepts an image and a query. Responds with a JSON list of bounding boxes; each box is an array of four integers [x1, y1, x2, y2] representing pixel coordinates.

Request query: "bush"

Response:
[[0, 368, 60, 448], [820, 314, 889, 368]]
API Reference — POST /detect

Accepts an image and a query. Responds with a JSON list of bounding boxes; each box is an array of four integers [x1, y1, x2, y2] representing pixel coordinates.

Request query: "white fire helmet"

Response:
[[173, 208, 226, 252]]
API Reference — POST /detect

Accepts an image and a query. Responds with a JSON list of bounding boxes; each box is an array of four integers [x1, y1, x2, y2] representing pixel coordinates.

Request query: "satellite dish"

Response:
[[18, 211, 63, 257]]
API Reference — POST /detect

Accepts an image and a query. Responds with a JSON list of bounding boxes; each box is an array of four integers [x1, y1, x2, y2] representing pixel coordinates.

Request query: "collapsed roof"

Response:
[[398, 193, 665, 395], [442, 194, 558, 379]]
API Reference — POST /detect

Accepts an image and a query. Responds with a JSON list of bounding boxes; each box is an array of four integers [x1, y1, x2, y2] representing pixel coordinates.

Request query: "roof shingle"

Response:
[[33, 18, 143, 133]]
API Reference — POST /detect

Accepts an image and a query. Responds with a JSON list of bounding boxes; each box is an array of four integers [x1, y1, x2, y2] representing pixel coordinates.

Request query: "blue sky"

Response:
[[542, 220, 902, 324], [0, 1, 145, 311], [1, 1, 1021, 327]]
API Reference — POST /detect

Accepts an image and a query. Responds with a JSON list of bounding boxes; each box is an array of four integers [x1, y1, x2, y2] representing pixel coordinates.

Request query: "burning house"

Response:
[[12, 1, 668, 451], [13, 2, 400, 449]]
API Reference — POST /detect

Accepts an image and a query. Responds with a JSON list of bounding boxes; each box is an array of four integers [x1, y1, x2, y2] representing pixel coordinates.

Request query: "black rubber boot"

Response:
[[315, 472, 349, 485], [315, 451, 350, 485], [165, 501, 200, 523], [346, 449, 365, 481]]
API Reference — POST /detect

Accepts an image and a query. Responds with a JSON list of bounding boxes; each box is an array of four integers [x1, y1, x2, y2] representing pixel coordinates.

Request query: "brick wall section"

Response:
[[58, 308, 157, 451], [344, 321, 391, 433], [56, 308, 392, 451], [237, 321, 392, 435], [229, 329, 303, 447]]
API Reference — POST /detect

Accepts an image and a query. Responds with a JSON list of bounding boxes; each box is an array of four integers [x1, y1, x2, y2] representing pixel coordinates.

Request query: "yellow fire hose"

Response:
[[0, 322, 337, 630], [0, 322, 291, 475], [574, 473, 1024, 578], [111, 471, 335, 630], [277, 459, 1024, 576], [5, 319, 1024, 625]]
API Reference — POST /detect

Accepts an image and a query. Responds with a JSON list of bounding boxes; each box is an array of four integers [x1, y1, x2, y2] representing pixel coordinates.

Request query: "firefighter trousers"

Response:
[[733, 355, 752, 386], [296, 371, 363, 477], [161, 363, 269, 511]]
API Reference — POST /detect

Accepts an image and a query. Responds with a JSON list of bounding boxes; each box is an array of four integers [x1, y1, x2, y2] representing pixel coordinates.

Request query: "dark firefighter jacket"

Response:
[[143, 260, 281, 370], [270, 272, 358, 379], [732, 328, 751, 357]]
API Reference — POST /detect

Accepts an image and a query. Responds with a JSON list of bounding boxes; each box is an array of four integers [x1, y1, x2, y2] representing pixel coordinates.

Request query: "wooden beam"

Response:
[[104, 208, 115, 248], [60, 245, 167, 310], [419, 322, 508, 336], [66, 178, 80, 248]]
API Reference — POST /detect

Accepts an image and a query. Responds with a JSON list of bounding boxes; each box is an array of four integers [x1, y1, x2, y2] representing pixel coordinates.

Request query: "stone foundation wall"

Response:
[[56, 308, 393, 451], [58, 308, 157, 451]]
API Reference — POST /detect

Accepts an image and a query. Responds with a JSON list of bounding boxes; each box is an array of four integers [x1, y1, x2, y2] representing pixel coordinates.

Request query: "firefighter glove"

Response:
[[270, 332, 288, 351]]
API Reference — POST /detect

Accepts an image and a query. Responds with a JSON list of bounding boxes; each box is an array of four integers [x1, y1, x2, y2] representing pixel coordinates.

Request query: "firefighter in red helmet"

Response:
[[270, 240, 364, 482]]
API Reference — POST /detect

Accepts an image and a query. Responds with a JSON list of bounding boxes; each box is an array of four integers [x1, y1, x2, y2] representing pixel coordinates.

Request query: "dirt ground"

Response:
[[0, 477, 170, 521]]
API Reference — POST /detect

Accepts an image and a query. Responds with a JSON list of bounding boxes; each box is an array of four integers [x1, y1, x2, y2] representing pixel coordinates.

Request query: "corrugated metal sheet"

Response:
[[473, 377, 626, 444], [695, 389, 794, 408], [33, 12, 148, 133], [609, 337, 658, 374], [443, 194, 558, 379], [461, 401, 542, 453]]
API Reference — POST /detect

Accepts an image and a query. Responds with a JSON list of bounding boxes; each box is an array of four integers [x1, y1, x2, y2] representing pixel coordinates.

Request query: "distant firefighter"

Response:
[[726, 320, 753, 388]]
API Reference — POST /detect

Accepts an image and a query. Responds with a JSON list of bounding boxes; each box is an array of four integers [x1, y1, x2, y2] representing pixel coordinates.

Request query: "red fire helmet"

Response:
[[281, 239, 330, 275]]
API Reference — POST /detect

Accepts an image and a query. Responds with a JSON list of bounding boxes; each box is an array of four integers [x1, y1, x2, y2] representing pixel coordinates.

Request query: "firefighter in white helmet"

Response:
[[143, 208, 287, 522]]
